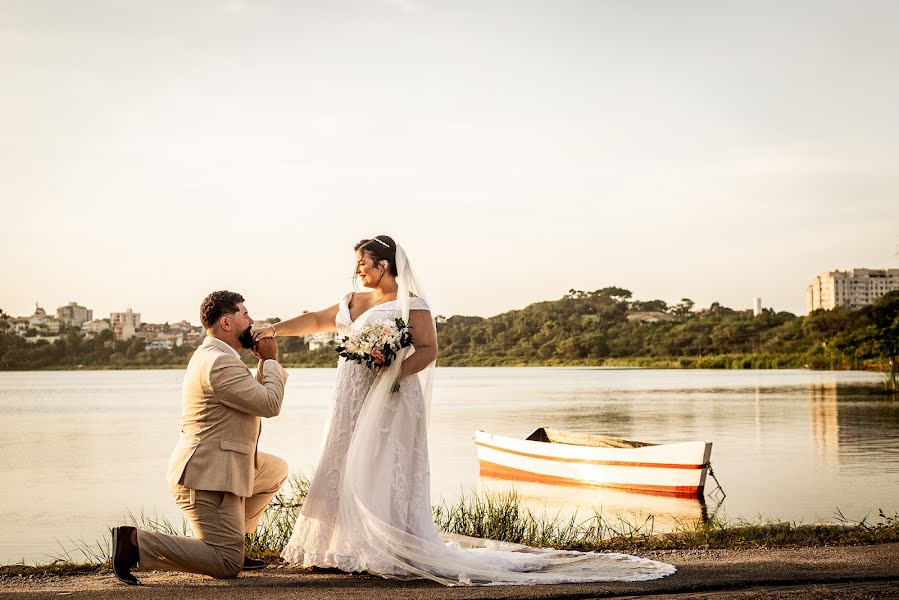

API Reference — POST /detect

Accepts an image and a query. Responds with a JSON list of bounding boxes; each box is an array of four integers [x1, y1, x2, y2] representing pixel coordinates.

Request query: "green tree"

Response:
[[629, 299, 668, 312], [853, 292, 899, 390], [672, 298, 695, 317]]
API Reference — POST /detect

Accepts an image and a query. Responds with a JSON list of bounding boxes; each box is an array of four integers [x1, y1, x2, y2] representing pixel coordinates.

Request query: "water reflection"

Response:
[[808, 383, 899, 470], [477, 475, 716, 533], [809, 383, 840, 472]]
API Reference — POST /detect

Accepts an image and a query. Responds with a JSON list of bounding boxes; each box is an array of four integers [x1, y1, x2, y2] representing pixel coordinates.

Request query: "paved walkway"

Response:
[[2, 544, 899, 599]]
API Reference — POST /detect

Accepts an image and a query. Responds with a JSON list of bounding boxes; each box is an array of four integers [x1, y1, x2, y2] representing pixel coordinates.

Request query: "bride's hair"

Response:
[[354, 235, 398, 277]]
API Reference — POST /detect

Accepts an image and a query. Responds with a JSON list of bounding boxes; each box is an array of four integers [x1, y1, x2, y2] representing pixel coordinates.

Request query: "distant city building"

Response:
[[81, 319, 111, 338], [56, 302, 93, 327], [807, 268, 899, 312], [183, 330, 205, 347], [6, 303, 212, 346], [146, 337, 179, 351], [28, 304, 60, 334], [753, 297, 762, 317], [136, 323, 168, 342], [25, 334, 61, 344], [9, 317, 31, 335], [147, 340, 171, 351], [625, 311, 676, 324], [169, 320, 194, 333], [305, 331, 340, 351], [110, 308, 141, 341]]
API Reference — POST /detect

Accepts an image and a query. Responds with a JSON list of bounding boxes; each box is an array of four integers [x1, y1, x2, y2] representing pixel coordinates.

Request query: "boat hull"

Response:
[[474, 431, 713, 497]]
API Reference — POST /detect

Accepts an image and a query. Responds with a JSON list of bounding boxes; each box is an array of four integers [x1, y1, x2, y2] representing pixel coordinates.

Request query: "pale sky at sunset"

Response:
[[1, 0, 897, 324]]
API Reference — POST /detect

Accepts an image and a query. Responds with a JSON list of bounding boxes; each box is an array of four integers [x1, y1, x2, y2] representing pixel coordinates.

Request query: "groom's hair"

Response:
[[200, 290, 245, 329], [354, 235, 398, 276]]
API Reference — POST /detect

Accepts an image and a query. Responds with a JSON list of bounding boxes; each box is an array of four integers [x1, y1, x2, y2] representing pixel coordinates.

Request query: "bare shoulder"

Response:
[[347, 291, 372, 310]]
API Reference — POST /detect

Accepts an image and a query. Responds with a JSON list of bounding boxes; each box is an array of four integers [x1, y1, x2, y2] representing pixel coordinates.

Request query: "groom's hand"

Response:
[[254, 337, 279, 362]]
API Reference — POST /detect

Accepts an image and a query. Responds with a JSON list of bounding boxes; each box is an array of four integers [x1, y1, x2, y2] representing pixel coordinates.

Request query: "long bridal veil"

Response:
[[337, 245, 676, 585]]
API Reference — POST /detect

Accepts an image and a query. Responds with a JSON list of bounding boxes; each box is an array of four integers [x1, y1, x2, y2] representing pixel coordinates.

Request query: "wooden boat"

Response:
[[474, 428, 713, 497]]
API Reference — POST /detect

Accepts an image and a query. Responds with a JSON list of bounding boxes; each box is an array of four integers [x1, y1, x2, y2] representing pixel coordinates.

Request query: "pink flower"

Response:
[[371, 348, 385, 365]]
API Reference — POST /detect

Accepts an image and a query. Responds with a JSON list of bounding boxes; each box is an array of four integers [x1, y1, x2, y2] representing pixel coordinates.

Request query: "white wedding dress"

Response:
[[281, 292, 437, 575], [281, 248, 675, 586]]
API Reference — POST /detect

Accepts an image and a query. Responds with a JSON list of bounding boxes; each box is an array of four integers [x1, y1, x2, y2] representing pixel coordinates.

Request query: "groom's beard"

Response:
[[238, 326, 255, 350]]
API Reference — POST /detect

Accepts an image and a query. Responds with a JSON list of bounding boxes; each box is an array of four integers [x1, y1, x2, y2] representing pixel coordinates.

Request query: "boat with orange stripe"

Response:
[[474, 428, 713, 497]]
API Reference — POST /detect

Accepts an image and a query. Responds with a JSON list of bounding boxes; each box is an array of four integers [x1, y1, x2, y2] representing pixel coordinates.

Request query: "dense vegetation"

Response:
[[1, 289, 897, 386], [0, 326, 336, 370], [437, 288, 898, 383]]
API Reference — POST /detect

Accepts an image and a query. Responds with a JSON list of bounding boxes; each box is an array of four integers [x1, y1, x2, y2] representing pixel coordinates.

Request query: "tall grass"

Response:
[[245, 474, 309, 558], [19, 475, 899, 573], [432, 489, 657, 549]]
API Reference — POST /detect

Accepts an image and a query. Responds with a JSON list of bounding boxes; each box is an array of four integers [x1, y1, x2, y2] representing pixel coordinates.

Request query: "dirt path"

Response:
[[2, 544, 899, 599]]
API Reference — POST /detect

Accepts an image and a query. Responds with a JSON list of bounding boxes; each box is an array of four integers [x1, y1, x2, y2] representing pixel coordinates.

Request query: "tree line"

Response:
[[434, 288, 898, 387], [0, 325, 336, 371], [1, 290, 897, 389]]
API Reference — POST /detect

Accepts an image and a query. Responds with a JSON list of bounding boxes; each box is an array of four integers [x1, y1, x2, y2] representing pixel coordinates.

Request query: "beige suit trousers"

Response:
[[136, 452, 288, 578]]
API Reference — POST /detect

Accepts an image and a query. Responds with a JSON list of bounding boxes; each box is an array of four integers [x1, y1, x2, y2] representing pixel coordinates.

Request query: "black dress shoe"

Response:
[[242, 556, 266, 570], [111, 526, 141, 585]]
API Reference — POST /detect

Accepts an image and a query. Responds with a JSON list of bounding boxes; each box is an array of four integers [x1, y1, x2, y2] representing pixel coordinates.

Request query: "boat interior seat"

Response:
[[527, 427, 655, 449]]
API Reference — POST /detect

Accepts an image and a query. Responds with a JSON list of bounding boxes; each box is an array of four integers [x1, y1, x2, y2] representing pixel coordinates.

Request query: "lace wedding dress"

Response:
[[281, 292, 437, 575], [281, 248, 675, 586]]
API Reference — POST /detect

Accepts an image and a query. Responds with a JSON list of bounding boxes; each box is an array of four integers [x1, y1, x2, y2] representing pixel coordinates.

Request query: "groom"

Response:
[[111, 291, 290, 584]]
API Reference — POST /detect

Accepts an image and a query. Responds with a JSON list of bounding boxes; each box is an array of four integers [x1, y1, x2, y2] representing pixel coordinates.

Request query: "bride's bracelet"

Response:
[[271, 323, 278, 337]]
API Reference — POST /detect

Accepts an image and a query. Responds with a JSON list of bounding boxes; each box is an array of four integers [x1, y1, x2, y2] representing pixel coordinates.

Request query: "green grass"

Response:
[[5, 476, 898, 577], [244, 474, 310, 559], [0, 562, 102, 577], [433, 492, 899, 551], [433, 489, 658, 549], [626, 508, 899, 551]]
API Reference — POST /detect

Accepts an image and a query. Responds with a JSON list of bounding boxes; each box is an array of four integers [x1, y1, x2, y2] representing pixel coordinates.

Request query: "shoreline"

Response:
[[6, 508, 899, 575], [3, 544, 899, 599]]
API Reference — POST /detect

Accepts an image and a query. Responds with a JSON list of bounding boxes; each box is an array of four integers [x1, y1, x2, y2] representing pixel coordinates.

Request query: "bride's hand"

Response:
[[253, 325, 276, 341]]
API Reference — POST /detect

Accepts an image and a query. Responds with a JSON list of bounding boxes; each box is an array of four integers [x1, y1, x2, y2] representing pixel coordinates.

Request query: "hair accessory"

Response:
[[369, 237, 390, 248]]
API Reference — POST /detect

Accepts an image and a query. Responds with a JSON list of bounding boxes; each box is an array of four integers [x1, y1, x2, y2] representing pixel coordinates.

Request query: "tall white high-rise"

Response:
[[753, 297, 762, 317], [806, 268, 899, 312]]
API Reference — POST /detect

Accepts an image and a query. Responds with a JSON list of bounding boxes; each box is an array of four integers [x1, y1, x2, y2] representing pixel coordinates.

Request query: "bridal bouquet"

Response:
[[336, 318, 413, 389]]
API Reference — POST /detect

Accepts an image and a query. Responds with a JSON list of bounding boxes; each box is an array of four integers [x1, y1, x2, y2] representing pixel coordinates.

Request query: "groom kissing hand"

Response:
[[111, 291, 290, 585]]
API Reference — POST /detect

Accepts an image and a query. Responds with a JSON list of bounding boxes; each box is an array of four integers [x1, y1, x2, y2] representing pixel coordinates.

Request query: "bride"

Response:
[[253, 235, 675, 585]]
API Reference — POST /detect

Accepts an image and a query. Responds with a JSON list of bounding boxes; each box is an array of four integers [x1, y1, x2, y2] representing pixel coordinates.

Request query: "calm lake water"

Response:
[[1, 367, 897, 564]]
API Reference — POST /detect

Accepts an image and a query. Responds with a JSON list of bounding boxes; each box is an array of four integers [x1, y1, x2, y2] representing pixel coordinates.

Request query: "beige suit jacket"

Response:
[[167, 336, 288, 497]]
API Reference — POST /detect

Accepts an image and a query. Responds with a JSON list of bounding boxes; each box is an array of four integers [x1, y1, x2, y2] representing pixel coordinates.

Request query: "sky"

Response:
[[1, 0, 897, 324]]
